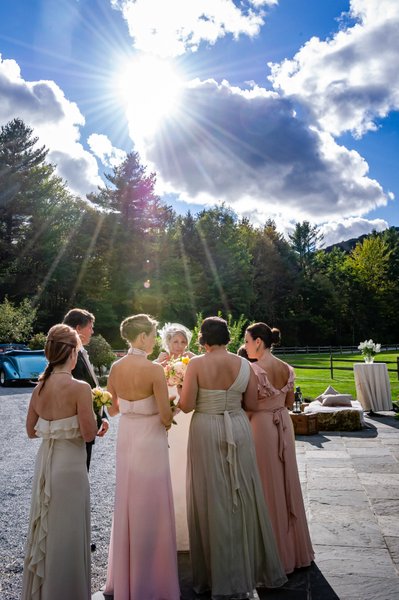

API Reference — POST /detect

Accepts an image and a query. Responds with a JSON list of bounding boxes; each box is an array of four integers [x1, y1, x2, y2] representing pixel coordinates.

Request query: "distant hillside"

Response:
[[324, 226, 399, 253]]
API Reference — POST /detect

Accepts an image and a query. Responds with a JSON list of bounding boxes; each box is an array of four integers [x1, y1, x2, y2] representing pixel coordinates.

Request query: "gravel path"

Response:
[[0, 386, 117, 599]]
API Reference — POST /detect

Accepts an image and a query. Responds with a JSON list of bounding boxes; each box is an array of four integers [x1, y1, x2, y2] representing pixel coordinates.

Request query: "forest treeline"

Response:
[[1, 118, 398, 346]]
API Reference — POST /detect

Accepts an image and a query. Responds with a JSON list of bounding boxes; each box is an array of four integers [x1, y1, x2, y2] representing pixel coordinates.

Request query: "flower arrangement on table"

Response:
[[164, 356, 191, 424], [358, 339, 381, 363]]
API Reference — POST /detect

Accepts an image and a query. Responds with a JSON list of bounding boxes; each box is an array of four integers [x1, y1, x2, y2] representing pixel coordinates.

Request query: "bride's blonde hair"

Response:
[[158, 323, 192, 351]]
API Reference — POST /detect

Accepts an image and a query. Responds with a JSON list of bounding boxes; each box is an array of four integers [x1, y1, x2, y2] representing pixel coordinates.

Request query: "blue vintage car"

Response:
[[0, 344, 47, 386]]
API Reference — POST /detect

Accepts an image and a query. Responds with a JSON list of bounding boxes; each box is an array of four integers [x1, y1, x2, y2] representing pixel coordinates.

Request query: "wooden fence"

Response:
[[113, 345, 399, 380], [274, 348, 399, 380], [274, 344, 399, 355]]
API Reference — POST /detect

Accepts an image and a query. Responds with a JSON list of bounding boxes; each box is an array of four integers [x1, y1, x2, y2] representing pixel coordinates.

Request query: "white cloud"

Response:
[[320, 217, 389, 247], [269, 0, 399, 137], [0, 55, 102, 196], [137, 77, 388, 222], [87, 133, 126, 168], [111, 0, 275, 57]]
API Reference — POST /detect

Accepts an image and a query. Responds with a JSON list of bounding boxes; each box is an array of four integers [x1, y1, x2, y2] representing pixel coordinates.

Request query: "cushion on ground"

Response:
[[322, 394, 353, 407], [317, 385, 340, 398]]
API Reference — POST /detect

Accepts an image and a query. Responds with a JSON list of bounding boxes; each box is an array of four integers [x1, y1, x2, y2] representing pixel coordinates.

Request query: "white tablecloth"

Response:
[[353, 363, 393, 411]]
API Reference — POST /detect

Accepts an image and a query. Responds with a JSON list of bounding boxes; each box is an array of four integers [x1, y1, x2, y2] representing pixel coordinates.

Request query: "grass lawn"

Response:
[[277, 351, 399, 403]]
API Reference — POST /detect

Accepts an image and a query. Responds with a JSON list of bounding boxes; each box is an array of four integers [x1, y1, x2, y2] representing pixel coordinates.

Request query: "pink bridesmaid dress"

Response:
[[104, 397, 180, 600], [247, 363, 314, 574]]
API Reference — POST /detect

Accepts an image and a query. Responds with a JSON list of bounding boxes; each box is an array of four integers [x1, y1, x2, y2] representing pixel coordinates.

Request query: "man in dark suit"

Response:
[[63, 308, 109, 470]]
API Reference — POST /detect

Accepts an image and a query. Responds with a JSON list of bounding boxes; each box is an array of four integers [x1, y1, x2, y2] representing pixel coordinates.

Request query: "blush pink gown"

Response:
[[104, 397, 180, 600], [247, 363, 314, 574]]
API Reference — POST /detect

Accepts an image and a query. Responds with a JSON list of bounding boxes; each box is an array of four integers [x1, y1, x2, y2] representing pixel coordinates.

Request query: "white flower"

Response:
[[358, 339, 381, 356]]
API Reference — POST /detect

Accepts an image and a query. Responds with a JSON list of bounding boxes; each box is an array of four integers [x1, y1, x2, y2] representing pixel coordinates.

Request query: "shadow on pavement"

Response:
[[178, 553, 340, 600], [94, 554, 340, 600]]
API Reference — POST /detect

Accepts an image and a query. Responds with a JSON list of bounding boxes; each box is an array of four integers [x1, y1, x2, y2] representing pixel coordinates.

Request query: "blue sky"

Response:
[[0, 0, 398, 246]]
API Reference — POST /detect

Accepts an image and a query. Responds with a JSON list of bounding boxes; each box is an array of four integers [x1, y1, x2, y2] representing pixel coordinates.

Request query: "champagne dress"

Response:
[[105, 396, 180, 600], [248, 363, 314, 573], [21, 416, 91, 600], [186, 358, 287, 598]]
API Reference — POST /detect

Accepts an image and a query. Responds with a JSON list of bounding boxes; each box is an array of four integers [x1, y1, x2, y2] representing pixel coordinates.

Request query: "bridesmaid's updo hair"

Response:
[[39, 324, 79, 392], [199, 316, 230, 347], [120, 314, 158, 344], [246, 322, 281, 349]]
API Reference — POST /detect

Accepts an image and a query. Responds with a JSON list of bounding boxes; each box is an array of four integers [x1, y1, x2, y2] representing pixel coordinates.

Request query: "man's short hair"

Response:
[[63, 308, 95, 329]]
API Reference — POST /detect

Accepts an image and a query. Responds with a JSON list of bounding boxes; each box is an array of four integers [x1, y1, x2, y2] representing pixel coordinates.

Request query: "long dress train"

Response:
[[21, 416, 91, 600], [105, 397, 180, 600], [167, 384, 192, 551], [248, 363, 314, 573], [187, 358, 287, 598]]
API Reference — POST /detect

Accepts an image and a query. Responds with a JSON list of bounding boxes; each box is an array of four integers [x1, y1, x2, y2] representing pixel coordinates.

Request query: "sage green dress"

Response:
[[186, 358, 287, 599], [21, 416, 91, 600]]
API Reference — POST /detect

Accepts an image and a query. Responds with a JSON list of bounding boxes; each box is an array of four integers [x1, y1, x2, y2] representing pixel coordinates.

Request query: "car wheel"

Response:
[[0, 369, 7, 386]]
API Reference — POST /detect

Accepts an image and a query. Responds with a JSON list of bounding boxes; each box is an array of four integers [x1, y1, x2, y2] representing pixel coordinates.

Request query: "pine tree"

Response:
[[0, 118, 49, 247]]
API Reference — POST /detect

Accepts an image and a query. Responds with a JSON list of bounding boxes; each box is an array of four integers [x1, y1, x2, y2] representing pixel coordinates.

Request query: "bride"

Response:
[[156, 322, 196, 551], [155, 322, 195, 364]]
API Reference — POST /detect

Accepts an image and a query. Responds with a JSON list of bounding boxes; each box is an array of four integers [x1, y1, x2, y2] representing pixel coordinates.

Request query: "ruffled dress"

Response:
[[21, 416, 91, 600], [247, 363, 314, 573], [187, 358, 287, 598]]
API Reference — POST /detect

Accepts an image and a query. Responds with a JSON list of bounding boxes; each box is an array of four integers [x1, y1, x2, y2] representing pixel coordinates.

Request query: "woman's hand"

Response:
[[97, 419, 109, 437]]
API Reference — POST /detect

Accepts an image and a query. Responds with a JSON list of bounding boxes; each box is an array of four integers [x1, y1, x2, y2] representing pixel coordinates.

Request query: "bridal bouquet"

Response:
[[164, 356, 190, 386], [92, 387, 112, 412]]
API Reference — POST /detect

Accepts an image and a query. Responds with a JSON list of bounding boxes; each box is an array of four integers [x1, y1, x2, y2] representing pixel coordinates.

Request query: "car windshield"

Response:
[[0, 344, 29, 352]]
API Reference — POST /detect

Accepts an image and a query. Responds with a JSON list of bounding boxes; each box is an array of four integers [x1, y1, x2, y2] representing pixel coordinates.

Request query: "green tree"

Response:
[[28, 332, 47, 350], [0, 297, 36, 343], [87, 152, 173, 325], [240, 219, 298, 331], [190, 205, 254, 318], [87, 334, 116, 373], [0, 118, 49, 247], [345, 234, 396, 341], [0, 118, 82, 313], [289, 221, 323, 273]]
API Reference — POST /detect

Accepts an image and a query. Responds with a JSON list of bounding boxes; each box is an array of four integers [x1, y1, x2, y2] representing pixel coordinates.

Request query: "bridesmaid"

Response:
[[244, 322, 314, 574], [22, 324, 97, 600], [104, 314, 180, 600], [179, 316, 287, 599]]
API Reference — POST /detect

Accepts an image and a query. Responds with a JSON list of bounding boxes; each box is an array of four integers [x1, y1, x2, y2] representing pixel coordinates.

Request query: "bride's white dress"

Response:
[[167, 385, 192, 551]]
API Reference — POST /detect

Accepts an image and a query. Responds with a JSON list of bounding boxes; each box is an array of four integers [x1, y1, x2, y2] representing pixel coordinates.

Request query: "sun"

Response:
[[115, 54, 183, 138]]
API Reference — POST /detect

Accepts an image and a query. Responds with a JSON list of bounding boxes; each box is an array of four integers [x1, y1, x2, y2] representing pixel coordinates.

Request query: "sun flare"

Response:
[[116, 54, 183, 137]]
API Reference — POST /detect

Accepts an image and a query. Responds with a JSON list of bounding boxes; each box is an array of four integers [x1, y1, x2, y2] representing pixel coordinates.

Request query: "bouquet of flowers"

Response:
[[358, 339, 381, 362], [92, 387, 112, 413], [164, 356, 190, 386]]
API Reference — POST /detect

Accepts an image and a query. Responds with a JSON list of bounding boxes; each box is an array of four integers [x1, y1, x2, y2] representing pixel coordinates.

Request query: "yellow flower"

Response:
[[181, 356, 190, 365], [92, 387, 112, 409]]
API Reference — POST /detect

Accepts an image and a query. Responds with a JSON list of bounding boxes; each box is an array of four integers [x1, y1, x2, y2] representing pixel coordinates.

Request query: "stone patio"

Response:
[[93, 412, 399, 600]]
